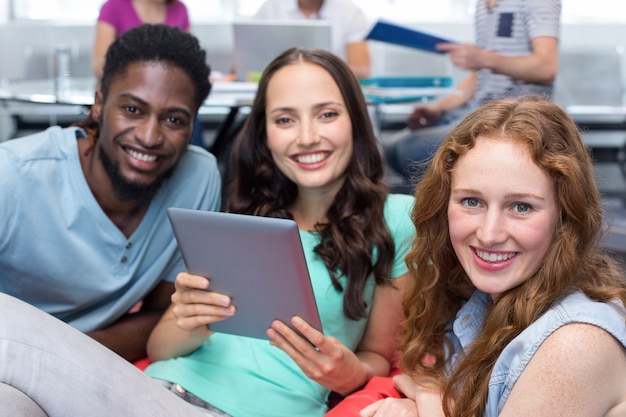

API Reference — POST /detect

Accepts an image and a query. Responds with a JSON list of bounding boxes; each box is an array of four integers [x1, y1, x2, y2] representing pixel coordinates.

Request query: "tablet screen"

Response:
[[167, 207, 322, 340]]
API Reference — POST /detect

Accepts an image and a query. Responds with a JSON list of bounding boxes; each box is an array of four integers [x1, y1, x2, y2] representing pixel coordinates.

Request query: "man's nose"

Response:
[[136, 116, 163, 147]]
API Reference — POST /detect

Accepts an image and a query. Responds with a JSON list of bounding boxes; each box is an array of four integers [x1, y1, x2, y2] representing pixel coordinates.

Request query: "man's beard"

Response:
[[98, 146, 175, 204]]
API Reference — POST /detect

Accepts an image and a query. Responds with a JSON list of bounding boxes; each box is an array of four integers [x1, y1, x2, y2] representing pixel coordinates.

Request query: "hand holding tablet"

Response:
[[167, 208, 323, 340]]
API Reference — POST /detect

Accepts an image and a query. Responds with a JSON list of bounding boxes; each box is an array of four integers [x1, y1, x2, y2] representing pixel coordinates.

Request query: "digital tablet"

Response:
[[167, 207, 322, 340]]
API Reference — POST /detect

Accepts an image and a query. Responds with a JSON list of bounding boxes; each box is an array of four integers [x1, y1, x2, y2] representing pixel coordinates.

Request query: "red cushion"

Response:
[[325, 374, 403, 416], [133, 357, 151, 371], [325, 352, 404, 415]]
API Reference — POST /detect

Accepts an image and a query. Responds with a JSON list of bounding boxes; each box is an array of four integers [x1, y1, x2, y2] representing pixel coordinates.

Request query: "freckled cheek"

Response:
[[447, 208, 473, 243], [521, 234, 552, 278], [447, 220, 473, 265], [516, 226, 553, 256]]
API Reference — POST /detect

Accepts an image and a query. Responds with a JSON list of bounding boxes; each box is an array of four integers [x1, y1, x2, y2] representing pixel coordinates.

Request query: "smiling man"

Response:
[[0, 25, 221, 361]]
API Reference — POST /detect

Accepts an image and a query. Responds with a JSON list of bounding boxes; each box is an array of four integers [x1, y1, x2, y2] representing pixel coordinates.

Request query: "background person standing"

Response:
[[254, 0, 372, 79]]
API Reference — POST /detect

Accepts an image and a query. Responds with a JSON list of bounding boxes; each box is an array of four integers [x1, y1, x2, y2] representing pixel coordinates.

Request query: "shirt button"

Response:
[[126, 242, 132, 249], [121, 256, 128, 263]]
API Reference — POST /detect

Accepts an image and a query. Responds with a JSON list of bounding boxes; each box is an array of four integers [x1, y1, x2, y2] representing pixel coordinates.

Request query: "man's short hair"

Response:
[[101, 24, 211, 111]]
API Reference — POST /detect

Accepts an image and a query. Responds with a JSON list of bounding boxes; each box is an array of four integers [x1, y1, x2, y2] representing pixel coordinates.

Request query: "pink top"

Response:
[[97, 0, 190, 34]]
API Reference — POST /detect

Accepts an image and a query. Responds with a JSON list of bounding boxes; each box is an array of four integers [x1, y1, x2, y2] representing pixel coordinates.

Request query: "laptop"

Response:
[[232, 20, 332, 81], [167, 207, 322, 340]]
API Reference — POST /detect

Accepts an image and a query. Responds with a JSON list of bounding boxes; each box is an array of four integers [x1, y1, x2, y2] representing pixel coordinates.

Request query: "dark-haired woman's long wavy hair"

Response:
[[398, 96, 626, 416], [227, 47, 394, 320]]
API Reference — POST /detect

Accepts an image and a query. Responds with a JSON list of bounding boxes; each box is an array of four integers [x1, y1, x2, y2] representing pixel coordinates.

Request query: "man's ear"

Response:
[[91, 89, 104, 120]]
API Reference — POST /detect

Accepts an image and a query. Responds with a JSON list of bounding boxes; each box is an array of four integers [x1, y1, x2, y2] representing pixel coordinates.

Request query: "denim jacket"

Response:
[[449, 290, 626, 416]]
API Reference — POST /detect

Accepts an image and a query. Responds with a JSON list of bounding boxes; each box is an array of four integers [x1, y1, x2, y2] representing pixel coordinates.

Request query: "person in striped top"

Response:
[[384, 0, 561, 188]]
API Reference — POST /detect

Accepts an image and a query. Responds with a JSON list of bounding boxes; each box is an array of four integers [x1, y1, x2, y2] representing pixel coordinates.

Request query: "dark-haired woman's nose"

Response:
[[296, 120, 321, 147]]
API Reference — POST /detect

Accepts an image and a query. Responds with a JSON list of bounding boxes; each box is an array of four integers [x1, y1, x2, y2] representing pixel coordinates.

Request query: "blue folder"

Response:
[[366, 20, 457, 54]]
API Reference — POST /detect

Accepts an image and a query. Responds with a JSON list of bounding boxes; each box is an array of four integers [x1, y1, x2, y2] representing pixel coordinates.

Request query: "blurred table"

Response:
[[0, 77, 258, 155], [566, 105, 626, 127], [0, 76, 457, 148], [0, 77, 257, 107]]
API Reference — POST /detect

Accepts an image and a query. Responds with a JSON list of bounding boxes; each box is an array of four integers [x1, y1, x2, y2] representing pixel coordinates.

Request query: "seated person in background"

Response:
[[334, 96, 626, 417], [0, 24, 221, 361], [92, 0, 190, 79], [254, 0, 372, 79], [0, 47, 414, 417], [385, 0, 560, 185]]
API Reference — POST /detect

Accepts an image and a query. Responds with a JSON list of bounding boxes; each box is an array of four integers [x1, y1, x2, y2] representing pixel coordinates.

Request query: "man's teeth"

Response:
[[128, 149, 157, 162], [475, 249, 516, 263], [296, 152, 326, 164]]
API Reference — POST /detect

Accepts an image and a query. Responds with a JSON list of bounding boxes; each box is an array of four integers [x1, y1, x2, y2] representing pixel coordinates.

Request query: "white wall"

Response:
[[3, 20, 626, 77], [1, 20, 626, 102], [0, 0, 8, 24]]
